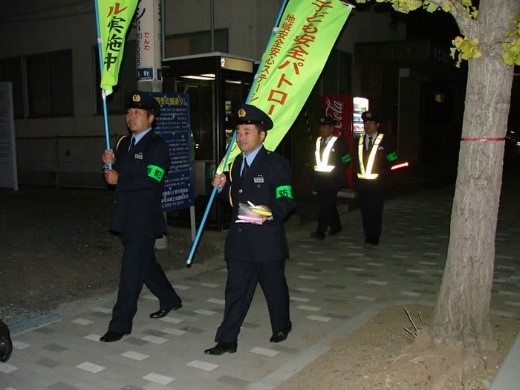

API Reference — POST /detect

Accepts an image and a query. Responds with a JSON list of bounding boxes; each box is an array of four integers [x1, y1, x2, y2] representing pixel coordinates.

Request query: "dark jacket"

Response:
[[313, 136, 350, 191], [220, 146, 296, 262], [353, 133, 397, 190], [109, 131, 170, 237]]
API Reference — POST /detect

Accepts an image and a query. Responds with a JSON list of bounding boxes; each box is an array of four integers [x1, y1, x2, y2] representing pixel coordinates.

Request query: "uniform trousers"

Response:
[[316, 189, 341, 234], [357, 181, 386, 240], [215, 260, 290, 343], [109, 229, 181, 334]]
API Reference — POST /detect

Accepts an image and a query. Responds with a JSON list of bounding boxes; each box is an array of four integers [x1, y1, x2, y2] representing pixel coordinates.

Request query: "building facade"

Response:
[[0, 0, 414, 188]]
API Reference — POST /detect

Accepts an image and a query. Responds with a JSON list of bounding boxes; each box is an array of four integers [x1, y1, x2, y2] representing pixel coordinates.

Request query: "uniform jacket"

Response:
[[353, 133, 397, 190], [313, 136, 350, 191], [219, 146, 296, 263], [109, 131, 170, 237]]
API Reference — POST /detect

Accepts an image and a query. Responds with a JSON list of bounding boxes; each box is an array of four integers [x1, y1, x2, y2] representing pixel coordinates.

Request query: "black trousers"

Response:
[[108, 230, 181, 334], [316, 189, 341, 234], [357, 182, 386, 240], [215, 260, 290, 343]]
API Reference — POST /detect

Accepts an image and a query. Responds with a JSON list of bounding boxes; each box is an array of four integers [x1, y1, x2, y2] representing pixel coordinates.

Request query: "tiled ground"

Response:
[[1, 185, 518, 389]]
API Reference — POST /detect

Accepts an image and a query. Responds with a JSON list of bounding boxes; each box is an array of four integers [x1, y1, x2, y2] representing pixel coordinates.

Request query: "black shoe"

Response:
[[204, 342, 238, 355], [270, 322, 292, 343], [100, 331, 127, 342], [149, 304, 182, 319], [310, 231, 325, 240], [329, 228, 342, 236]]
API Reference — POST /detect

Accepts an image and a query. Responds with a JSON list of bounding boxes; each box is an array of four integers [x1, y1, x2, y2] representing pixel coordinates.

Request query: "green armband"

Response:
[[147, 164, 165, 182], [275, 185, 294, 199], [341, 154, 351, 163], [387, 151, 398, 162]]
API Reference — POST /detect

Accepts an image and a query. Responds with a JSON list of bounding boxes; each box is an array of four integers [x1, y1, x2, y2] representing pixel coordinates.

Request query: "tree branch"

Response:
[[427, 0, 475, 36]]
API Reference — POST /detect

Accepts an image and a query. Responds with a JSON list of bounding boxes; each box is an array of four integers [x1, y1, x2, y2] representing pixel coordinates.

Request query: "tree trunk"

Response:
[[432, 0, 518, 353]]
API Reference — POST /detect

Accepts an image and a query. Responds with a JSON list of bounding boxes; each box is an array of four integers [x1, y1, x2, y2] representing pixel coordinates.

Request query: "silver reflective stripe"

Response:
[[314, 136, 338, 172], [357, 133, 384, 179]]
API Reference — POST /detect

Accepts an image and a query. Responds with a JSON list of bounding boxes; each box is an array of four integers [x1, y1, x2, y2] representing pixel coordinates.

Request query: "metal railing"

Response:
[[15, 134, 122, 189]]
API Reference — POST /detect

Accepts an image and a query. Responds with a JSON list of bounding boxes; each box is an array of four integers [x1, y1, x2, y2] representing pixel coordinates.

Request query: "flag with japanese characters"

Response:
[[96, 0, 139, 95], [218, 0, 353, 172]]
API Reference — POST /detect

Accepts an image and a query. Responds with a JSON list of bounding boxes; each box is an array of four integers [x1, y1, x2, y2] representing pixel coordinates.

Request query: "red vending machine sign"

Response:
[[320, 95, 354, 188]]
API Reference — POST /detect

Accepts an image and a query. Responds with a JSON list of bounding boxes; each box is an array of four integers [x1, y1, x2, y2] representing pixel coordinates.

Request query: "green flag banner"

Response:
[[218, 0, 353, 172], [97, 0, 139, 95]]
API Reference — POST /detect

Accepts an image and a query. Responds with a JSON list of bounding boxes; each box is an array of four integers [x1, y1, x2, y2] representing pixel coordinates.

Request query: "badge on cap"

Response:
[[132, 94, 141, 103], [238, 108, 246, 118]]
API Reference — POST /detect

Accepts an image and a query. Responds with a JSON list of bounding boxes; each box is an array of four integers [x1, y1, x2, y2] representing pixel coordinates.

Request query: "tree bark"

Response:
[[432, 0, 518, 352]]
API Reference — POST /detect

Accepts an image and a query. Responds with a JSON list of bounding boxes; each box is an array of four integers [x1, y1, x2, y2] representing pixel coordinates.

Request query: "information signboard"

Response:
[[151, 92, 193, 211]]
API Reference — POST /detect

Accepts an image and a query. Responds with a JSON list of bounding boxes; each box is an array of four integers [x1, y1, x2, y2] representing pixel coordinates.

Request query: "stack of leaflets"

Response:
[[236, 202, 272, 224]]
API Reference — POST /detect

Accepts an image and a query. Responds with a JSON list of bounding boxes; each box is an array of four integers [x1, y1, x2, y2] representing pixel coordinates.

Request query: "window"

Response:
[[322, 50, 352, 95], [26, 50, 73, 117], [0, 57, 24, 118], [165, 29, 228, 57], [94, 40, 137, 114], [0, 51, 73, 118]]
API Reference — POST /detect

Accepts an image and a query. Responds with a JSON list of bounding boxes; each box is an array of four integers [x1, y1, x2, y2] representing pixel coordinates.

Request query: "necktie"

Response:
[[242, 159, 250, 177], [128, 136, 136, 152], [367, 136, 373, 150]]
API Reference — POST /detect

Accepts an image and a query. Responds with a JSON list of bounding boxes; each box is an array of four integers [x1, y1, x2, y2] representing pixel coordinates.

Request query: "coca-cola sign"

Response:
[[323, 97, 344, 129], [320, 95, 355, 188]]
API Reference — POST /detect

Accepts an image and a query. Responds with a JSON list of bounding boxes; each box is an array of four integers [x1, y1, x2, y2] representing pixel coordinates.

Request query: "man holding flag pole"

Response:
[[100, 91, 183, 342], [200, 0, 353, 354], [204, 104, 296, 355], [94, 1, 184, 343]]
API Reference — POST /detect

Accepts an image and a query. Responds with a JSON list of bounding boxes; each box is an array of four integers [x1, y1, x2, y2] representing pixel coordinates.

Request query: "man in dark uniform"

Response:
[[204, 104, 296, 355], [311, 115, 350, 240], [100, 91, 182, 342], [353, 111, 397, 246]]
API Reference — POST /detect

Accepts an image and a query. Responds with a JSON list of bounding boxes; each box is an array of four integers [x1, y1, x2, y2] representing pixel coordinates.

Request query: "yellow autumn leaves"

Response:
[[450, 16, 520, 68], [450, 36, 481, 68], [502, 17, 520, 66], [356, 0, 518, 67]]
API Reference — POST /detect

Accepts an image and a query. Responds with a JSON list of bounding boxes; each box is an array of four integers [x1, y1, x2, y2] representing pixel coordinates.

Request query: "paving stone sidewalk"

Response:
[[1, 180, 518, 389]]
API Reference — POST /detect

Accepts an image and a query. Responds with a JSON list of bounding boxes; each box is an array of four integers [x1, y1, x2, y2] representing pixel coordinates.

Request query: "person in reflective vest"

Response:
[[354, 111, 398, 245], [311, 115, 351, 240]]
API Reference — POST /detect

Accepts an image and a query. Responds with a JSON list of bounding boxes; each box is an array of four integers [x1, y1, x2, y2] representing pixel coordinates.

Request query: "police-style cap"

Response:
[[319, 115, 338, 126], [125, 90, 161, 116], [235, 104, 273, 130], [361, 111, 380, 123]]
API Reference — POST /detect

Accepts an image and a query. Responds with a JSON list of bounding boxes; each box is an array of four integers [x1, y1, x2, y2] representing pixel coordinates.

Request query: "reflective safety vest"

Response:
[[357, 133, 384, 180], [314, 136, 338, 172]]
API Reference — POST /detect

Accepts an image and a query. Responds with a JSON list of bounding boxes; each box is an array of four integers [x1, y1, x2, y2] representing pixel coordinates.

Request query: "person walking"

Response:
[[204, 104, 296, 355], [311, 115, 350, 240], [353, 111, 398, 245], [99, 91, 182, 342]]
